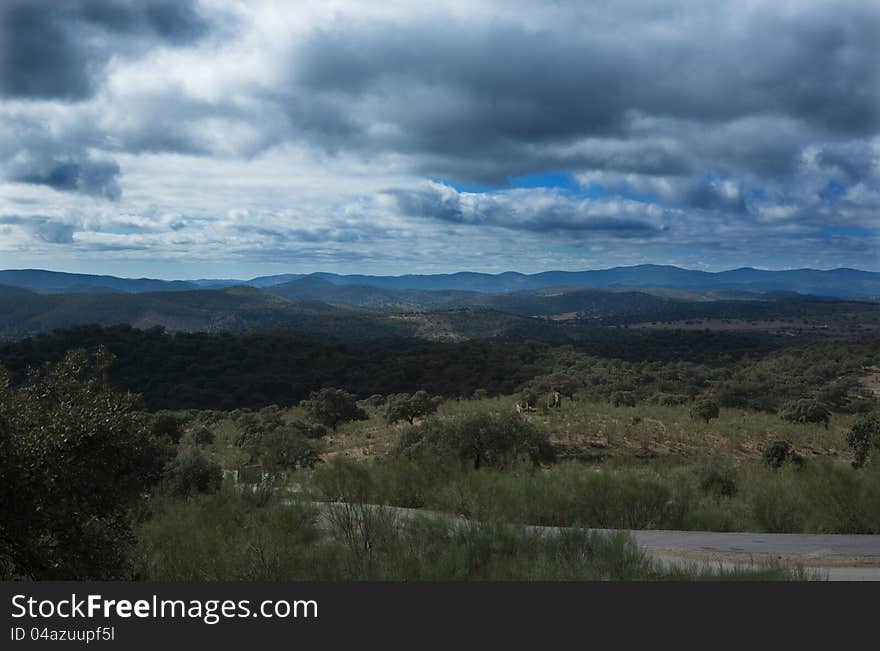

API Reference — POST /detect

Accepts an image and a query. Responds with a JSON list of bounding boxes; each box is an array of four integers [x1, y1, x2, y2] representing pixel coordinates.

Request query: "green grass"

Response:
[[136, 489, 810, 581], [181, 393, 856, 467]]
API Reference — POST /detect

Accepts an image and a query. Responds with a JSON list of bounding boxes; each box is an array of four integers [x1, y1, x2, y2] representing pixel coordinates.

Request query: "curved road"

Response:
[[309, 501, 880, 580]]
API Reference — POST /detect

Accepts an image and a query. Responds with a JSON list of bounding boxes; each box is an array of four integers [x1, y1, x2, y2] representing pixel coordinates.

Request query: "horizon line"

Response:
[[0, 263, 878, 283]]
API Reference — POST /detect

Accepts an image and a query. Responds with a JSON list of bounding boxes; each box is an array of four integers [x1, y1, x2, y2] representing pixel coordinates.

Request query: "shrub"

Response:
[[310, 459, 398, 576], [697, 458, 738, 498], [846, 411, 880, 468], [362, 394, 386, 408], [243, 428, 320, 471], [610, 391, 637, 407], [779, 398, 831, 428], [799, 459, 880, 533], [529, 372, 581, 398], [751, 473, 808, 533], [689, 399, 720, 423], [137, 493, 325, 580], [151, 413, 184, 444], [164, 447, 223, 498], [761, 440, 803, 470]]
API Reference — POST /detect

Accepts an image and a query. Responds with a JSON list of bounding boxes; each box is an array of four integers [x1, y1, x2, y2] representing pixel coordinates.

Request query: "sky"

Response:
[[0, 0, 878, 279]]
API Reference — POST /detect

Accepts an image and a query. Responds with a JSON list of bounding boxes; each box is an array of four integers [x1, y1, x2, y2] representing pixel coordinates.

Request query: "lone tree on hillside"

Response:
[[779, 398, 831, 429], [301, 388, 367, 432], [690, 398, 720, 424], [385, 390, 439, 425], [394, 412, 555, 470], [847, 411, 880, 468]]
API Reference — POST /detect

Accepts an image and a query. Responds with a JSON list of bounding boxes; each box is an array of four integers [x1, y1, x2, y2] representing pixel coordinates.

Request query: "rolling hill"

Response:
[[2, 265, 879, 299]]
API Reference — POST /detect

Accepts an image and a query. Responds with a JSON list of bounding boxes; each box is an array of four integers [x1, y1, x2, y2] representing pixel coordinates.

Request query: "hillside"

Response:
[[2, 265, 879, 299], [0, 269, 196, 293], [1, 281, 878, 342], [262, 266, 880, 298]]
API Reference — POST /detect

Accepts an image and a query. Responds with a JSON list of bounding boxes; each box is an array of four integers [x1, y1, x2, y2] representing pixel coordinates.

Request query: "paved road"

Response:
[[308, 501, 880, 579], [618, 529, 880, 558]]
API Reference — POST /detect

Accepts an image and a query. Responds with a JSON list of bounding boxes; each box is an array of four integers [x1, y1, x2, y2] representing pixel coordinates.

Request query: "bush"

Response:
[[761, 440, 803, 470], [610, 391, 637, 407], [137, 492, 325, 580], [529, 372, 581, 398], [799, 459, 880, 533], [310, 459, 398, 576], [750, 472, 808, 533], [846, 411, 880, 468], [151, 413, 185, 444], [361, 394, 386, 408], [164, 448, 223, 498], [779, 398, 831, 428], [697, 458, 738, 498], [242, 428, 321, 471], [374, 456, 449, 508], [689, 399, 720, 423]]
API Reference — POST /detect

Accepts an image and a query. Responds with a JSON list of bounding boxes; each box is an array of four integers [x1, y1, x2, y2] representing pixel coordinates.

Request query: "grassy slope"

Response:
[[186, 394, 855, 467]]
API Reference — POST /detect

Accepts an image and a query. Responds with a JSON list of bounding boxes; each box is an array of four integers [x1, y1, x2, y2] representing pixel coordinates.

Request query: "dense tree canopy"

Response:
[[0, 348, 165, 579]]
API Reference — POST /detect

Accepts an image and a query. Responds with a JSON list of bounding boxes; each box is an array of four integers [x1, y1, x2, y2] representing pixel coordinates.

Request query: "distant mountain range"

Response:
[[2, 265, 879, 298]]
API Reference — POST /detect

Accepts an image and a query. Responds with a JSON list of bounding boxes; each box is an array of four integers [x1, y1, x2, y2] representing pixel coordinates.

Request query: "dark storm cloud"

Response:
[[817, 142, 878, 183], [13, 157, 121, 200], [0, 1, 877, 272], [388, 185, 665, 237], [0, 0, 208, 100], [289, 4, 880, 182], [0, 215, 76, 243], [684, 177, 748, 214]]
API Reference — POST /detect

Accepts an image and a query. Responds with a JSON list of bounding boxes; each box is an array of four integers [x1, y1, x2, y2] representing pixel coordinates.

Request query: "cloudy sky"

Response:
[[1, 0, 878, 279]]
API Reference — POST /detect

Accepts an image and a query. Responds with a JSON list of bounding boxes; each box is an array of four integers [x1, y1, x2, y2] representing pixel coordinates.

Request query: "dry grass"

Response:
[[187, 393, 857, 466]]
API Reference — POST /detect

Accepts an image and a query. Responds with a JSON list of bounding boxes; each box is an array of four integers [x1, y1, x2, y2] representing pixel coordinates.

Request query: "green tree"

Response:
[[530, 372, 581, 398], [0, 348, 165, 579], [301, 388, 367, 432], [847, 411, 880, 469], [385, 390, 439, 425], [689, 398, 720, 423], [394, 412, 555, 470], [164, 447, 223, 498], [151, 413, 184, 444]]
